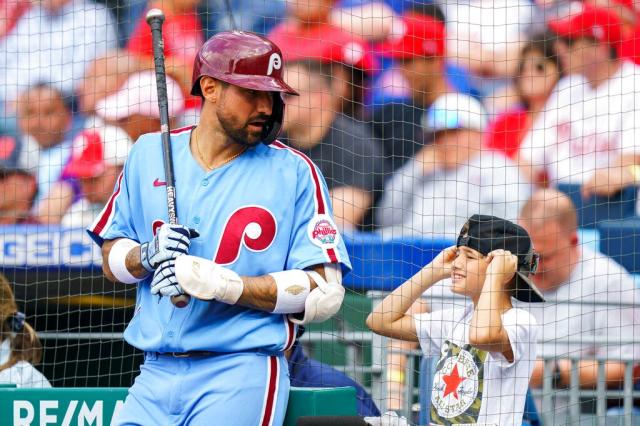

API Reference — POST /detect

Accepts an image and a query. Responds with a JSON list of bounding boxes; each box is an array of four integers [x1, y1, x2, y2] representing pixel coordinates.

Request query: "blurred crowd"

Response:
[[2, 0, 640, 235], [0, 0, 640, 418]]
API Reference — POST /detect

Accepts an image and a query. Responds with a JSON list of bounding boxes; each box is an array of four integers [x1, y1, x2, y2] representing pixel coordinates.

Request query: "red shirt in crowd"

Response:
[[127, 8, 204, 109], [484, 107, 530, 160]]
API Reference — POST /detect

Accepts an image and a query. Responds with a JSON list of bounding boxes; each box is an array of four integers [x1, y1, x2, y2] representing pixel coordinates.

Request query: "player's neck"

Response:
[[190, 125, 245, 170]]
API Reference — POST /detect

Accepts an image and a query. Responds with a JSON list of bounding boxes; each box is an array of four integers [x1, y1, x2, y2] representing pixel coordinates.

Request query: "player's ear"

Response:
[[200, 76, 219, 102]]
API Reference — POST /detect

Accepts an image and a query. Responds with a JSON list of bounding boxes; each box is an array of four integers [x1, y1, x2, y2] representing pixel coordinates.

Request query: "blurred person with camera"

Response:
[[518, 188, 640, 417]]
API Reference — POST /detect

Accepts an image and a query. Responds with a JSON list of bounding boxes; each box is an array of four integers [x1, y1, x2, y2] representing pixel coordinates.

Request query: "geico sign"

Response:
[[0, 229, 101, 267], [13, 399, 124, 426]]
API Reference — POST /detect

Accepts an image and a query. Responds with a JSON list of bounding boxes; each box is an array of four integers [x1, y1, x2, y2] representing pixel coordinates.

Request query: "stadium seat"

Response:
[[598, 218, 640, 274], [284, 387, 358, 426], [343, 232, 453, 291], [556, 183, 637, 229]]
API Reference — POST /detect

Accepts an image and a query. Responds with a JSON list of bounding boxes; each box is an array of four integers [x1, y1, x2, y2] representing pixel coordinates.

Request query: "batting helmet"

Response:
[[191, 31, 298, 145]]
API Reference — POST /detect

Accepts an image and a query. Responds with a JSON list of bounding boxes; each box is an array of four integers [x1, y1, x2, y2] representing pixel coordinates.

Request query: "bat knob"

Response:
[[146, 8, 165, 24], [171, 294, 190, 308]]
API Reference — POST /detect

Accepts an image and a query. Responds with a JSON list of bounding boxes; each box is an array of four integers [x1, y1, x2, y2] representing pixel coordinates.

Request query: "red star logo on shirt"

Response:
[[442, 363, 466, 400]]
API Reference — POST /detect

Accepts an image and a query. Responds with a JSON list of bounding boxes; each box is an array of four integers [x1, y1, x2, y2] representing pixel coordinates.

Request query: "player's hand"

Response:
[[175, 255, 244, 305], [428, 246, 457, 281], [140, 224, 200, 273], [581, 166, 635, 198], [486, 249, 518, 285], [150, 259, 184, 297]]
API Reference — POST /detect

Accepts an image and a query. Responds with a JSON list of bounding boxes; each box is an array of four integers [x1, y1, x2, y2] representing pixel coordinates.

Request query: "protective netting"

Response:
[[0, 0, 639, 425]]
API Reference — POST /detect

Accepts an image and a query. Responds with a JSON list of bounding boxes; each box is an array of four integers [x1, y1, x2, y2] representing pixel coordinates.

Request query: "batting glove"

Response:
[[150, 259, 183, 297], [140, 224, 199, 273]]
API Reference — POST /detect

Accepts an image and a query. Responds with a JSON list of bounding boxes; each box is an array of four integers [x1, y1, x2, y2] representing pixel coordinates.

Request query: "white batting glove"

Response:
[[175, 255, 244, 305], [150, 259, 184, 297], [140, 224, 199, 273]]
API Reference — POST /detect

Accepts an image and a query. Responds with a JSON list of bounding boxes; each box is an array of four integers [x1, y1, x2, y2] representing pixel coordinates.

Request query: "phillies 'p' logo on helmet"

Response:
[[191, 31, 299, 145]]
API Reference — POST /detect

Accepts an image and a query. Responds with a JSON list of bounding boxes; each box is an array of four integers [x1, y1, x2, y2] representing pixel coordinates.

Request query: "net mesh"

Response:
[[0, 0, 639, 424]]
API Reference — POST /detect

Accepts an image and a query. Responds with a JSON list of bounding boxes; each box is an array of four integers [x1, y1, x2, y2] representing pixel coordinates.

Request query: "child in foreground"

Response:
[[367, 214, 544, 426]]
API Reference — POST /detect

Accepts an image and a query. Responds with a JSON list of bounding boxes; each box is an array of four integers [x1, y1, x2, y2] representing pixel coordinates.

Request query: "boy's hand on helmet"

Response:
[[486, 249, 518, 285], [429, 246, 457, 281]]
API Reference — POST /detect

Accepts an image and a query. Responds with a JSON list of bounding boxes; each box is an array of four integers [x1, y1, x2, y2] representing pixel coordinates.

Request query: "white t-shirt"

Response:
[[523, 247, 640, 361], [377, 151, 531, 239], [414, 304, 539, 426], [520, 61, 640, 184], [0, 339, 51, 388]]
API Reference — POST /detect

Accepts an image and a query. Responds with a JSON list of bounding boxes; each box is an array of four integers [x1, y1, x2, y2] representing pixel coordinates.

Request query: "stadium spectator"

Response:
[[485, 34, 563, 160], [0, 135, 36, 224], [36, 72, 181, 225], [269, 17, 378, 119], [286, 338, 380, 417], [271, 0, 395, 43], [519, 3, 640, 197], [518, 189, 640, 415], [76, 50, 143, 116], [282, 60, 386, 230], [0, 273, 50, 388], [444, 0, 534, 108], [16, 84, 73, 202], [377, 93, 531, 238], [0, 0, 116, 105], [58, 126, 132, 228], [0, 0, 30, 40], [95, 71, 185, 143], [126, 0, 204, 118], [370, 11, 448, 171]]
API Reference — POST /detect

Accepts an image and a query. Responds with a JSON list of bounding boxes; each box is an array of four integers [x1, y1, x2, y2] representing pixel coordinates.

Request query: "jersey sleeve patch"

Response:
[[307, 214, 340, 249]]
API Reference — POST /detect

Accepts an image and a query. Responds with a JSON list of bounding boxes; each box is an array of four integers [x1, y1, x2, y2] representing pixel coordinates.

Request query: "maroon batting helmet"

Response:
[[191, 31, 298, 145]]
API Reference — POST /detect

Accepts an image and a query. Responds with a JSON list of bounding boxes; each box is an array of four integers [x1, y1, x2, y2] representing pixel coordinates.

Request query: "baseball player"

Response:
[[87, 31, 351, 426]]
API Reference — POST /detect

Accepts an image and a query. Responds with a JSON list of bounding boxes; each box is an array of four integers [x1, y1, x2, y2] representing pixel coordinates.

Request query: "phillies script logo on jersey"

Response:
[[308, 215, 340, 249]]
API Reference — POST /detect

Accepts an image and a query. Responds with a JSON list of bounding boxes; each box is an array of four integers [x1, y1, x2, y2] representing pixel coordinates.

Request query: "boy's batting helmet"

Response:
[[191, 31, 298, 145]]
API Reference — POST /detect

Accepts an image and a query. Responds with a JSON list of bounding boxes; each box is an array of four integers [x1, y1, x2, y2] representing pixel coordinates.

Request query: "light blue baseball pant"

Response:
[[114, 351, 290, 426]]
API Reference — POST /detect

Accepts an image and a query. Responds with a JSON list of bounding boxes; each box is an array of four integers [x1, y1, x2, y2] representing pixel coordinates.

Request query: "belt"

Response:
[[155, 351, 220, 358]]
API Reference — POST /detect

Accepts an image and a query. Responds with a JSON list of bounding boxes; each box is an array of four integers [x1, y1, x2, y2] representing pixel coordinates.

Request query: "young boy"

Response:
[[367, 214, 544, 425]]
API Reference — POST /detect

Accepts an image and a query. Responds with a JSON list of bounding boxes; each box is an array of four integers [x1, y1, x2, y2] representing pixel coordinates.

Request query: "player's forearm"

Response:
[[469, 277, 512, 357], [101, 239, 148, 282], [236, 269, 321, 313]]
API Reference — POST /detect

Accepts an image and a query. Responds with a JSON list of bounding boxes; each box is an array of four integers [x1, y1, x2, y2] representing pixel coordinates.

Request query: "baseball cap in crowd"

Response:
[[548, 2, 623, 45], [422, 93, 487, 133], [270, 23, 378, 75], [375, 12, 446, 59], [96, 71, 185, 122], [63, 126, 132, 179], [457, 214, 545, 303]]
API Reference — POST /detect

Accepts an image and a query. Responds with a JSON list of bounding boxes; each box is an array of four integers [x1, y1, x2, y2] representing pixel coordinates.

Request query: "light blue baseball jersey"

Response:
[[87, 126, 351, 353]]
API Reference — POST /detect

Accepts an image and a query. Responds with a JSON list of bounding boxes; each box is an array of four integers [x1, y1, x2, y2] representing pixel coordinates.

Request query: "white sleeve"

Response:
[[594, 269, 640, 361], [0, 362, 52, 388], [413, 309, 454, 356], [619, 109, 640, 156], [492, 308, 539, 369]]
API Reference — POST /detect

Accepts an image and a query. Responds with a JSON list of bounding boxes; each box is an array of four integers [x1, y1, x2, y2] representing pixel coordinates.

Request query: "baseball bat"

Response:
[[146, 8, 190, 308]]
